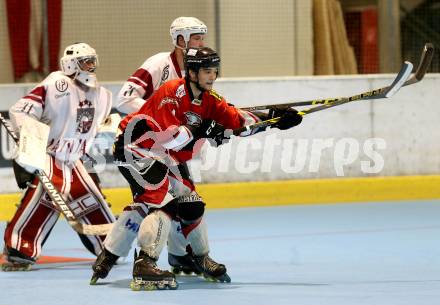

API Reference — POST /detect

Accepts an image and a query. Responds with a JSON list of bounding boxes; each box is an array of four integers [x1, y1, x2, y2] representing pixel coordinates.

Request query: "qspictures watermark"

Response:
[[191, 134, 386, 181]]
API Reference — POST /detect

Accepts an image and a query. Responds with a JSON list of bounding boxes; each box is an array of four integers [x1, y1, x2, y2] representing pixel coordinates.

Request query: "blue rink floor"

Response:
[[1, 200, 440, 305]]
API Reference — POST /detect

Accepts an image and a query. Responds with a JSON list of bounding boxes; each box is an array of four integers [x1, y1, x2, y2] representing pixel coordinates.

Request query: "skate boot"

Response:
[[1, 247, 34, 272], [90, 248, 119, 285], [130, 250, 178, 291], [193, 254, 231, 283], [168, 253, 201, 276], [1, 261, 32, 272]]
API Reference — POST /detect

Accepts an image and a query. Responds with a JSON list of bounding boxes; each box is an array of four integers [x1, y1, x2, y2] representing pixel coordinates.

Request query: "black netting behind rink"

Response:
[[0, 0, 438, 83]]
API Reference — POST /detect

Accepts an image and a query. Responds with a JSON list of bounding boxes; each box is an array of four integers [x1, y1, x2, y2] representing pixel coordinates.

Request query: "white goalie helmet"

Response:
[[60, 42, 99, 88], [170, 17, 207, 48]]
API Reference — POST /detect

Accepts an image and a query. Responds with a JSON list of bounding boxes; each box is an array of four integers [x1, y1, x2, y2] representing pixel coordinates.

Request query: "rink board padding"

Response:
[[0, 175, 440, 221]]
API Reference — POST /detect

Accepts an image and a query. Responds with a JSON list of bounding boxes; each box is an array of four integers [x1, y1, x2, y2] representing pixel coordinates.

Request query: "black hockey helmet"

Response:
[[184, 47, 220, 74]]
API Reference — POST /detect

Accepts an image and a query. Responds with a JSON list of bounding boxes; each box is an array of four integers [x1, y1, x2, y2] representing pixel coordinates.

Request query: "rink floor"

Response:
[[1, 199, 440, 305]]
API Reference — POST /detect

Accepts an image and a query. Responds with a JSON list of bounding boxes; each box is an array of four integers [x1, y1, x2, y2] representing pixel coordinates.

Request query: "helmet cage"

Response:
[[60, 43, 99, 87]]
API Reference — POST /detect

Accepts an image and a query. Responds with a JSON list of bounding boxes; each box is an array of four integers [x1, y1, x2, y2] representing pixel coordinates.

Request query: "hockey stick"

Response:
[[241, 43, 433, 112], [234, 60, 414, 135], [402, 42, 433, 86], [0, 113, 110, 235], [14, 47, 423, 236]]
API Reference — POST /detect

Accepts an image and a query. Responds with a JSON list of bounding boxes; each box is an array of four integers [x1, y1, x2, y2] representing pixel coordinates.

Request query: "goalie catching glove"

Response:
[[12, 160, 36, 189]]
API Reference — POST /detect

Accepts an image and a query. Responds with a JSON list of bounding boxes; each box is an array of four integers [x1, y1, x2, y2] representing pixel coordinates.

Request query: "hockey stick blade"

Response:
[[383, 61, 414, 98], [403, 42, 434, 86], [241, 43, 432, 112], [69, 221, 113, 236], [235, 61, 413, 135], [0, 113, 112, 236]]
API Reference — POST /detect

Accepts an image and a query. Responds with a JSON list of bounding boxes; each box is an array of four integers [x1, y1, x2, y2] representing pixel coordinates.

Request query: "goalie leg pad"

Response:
[[4, 182, 59, 260], [71, 163, 116, 256], [137, 210, 172, 259]]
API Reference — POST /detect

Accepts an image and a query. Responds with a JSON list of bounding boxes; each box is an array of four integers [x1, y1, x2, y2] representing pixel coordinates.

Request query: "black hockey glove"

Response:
[[270, 107, 303, 130], [12, 160, 35, 189], [195, 119, 230, 147]]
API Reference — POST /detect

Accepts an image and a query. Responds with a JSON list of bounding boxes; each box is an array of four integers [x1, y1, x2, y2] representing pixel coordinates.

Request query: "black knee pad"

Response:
[[148, 198, 179, 220], [177, 194, 205, 222]]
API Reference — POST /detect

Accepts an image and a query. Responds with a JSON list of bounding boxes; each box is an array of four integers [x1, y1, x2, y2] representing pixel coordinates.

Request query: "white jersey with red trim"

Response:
[[116, 51, 183, 114], [9, 71, 112, 164]]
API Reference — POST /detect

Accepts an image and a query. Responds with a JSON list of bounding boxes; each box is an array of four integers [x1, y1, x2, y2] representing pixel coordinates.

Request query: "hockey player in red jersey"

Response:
[[2, 43, 115, 271], [114, 47, 302, 290], [91, 17, 210, 283]]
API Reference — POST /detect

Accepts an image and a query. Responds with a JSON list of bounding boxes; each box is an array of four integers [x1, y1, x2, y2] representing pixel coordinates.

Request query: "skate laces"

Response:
[[196, 255, 218, 272], [95, 250, 118, 270], [149, 260, 163, 273], [137, 255, 162, 273]]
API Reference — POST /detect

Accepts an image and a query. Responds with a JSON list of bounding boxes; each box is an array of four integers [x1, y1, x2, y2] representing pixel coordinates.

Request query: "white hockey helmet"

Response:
[[60, 42, 99, 88], [170, 17, 207, 49]]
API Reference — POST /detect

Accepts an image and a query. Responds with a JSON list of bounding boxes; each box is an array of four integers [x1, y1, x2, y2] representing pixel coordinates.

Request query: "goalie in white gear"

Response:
[[90, 17, 212, 284], [2, 42, 115, 271], [60, 42, 99, 88]]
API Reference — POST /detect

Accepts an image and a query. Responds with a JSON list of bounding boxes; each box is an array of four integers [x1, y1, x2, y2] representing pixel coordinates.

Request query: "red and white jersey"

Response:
[[117, 51, 183, 114], [119, 78, 260, 164], [9, 71, 112, 164]]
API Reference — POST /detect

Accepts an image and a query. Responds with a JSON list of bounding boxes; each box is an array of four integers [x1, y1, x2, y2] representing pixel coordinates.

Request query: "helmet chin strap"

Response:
[[189, 72, 206, 93]]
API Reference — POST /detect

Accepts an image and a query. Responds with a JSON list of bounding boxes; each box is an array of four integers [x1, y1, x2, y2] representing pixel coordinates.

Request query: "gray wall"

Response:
[[0, 73, 438, 192]]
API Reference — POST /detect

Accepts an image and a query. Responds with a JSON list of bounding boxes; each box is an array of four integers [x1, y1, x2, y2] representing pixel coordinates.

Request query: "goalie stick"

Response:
[[0, 113, 110, 235], [241, 42, 434, 112], [234, 60, 414, 135]]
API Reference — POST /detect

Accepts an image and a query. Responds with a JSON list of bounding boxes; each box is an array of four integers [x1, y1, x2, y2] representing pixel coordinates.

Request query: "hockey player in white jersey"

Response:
[[117, 16, 207, 113], [91, 17, 213, 283], [2, 43, 115, 271]]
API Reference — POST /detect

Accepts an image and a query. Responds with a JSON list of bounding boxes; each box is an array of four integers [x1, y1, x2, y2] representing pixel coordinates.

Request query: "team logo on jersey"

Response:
[[76, 107, 95, 133], [191, 98, 202, 106], [176, 84, 186, 98], [161, 65, 170, 84], [184, 111, 202, 127], [79, 99, 92, 108], [209, 89, 222, 101], [159, 97, 178, 109], [55, 79, 68, 92]]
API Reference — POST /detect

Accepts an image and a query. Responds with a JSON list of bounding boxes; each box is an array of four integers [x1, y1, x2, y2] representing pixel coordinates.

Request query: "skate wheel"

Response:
[[90, 276, 98, 285], [220, 273, 231, 283], [1, 263, 31, 272], [203, 274, 216, 282], [171, 267, 182, 275], [157, 282, 166, 290], [143, 282, 156, 291], [168, 281, 179, 290], [130, 281, 142, 291]]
